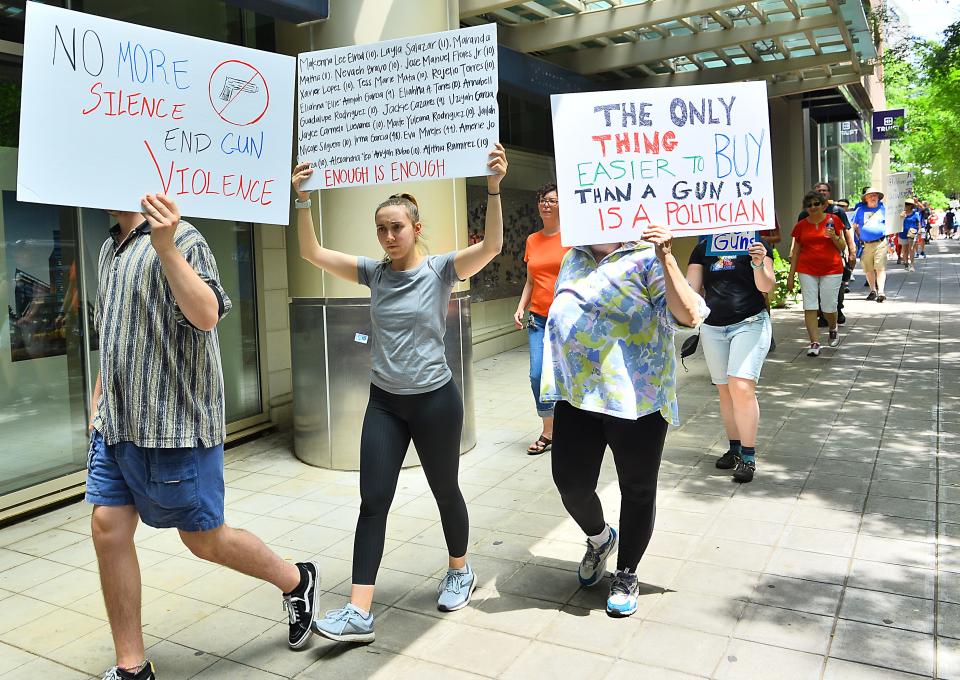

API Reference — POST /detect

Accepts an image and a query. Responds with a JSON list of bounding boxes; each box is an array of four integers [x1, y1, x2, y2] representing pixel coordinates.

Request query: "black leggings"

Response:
[[353, 379, 467, 585], [551, 401, 668, 572]]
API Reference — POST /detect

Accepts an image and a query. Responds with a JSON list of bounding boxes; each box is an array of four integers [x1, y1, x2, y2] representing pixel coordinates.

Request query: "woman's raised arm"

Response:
[[454, 143, 507, 280], [292, 163, 360, 283]]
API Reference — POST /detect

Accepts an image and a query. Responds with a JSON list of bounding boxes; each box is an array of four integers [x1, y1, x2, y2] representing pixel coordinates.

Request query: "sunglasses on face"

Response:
[[805, 201, 823, 208]]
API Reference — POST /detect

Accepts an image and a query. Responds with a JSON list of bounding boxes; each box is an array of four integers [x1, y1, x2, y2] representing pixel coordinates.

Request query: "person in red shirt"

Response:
[[787, 191, 847, 357], [513, 183, 570, 454]]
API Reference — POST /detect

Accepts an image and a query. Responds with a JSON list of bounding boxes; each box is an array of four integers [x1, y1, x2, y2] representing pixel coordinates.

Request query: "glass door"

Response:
[[0, 47, 91, 500]]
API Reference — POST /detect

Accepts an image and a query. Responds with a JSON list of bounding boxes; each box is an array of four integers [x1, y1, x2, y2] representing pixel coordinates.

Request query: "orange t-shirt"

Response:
[[791, 214, 844, 277], [524, 230, 570, 317]]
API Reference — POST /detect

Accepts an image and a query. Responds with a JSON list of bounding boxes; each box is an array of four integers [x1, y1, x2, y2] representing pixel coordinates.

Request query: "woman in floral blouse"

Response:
[[541, 225, 706, 618]]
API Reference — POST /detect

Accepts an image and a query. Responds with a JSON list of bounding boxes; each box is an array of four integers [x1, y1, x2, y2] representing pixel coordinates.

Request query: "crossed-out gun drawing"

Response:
[[219, 76, 260, 102]]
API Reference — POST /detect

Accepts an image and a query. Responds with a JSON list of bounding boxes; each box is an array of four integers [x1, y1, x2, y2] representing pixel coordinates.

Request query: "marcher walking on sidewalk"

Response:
[[853, 188, 889, 302], [291, 144, 507, 643], [512, 183, 570, 455], [88, 195, 320, 680], [797, 182, 856, 326], [541, 226, 706, 618], [787, 191, 847, 356], [900, 198, 921, 271], [686, 239, 774, 483]]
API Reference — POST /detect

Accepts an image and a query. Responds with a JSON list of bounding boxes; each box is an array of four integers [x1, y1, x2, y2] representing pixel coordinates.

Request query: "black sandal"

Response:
[[527, 435, 552, 455]]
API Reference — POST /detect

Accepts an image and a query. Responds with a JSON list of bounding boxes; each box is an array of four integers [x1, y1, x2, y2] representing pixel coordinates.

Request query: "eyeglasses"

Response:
[[538, 199, 559, 206]]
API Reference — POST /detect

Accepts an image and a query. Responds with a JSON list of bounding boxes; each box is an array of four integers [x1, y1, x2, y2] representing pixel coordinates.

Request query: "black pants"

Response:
[[551, 401, 668, 572], [353, 380, 467, 584]]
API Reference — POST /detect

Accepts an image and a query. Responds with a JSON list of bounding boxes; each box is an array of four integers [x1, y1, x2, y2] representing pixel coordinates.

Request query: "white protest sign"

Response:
[[297, 24, 498, 190], [885, 171, 914, 235], [705, 231, 756, 256], [17, 2, 294, 224], [551, 81, 775, 247]]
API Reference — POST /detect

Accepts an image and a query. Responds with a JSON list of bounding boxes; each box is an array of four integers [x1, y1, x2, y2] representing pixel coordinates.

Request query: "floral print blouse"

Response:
[[540, 242, 707, 425]]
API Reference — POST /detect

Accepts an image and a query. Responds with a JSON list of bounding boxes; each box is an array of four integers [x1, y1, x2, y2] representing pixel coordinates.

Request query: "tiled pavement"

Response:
[[1, 239, 959, 679]]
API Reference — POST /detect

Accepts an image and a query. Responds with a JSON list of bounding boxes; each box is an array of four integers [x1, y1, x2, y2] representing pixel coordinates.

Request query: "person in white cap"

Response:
[[852, 188, 888, 302]]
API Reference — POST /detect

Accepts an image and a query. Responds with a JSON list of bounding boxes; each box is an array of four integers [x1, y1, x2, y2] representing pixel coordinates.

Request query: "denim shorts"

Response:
[[700, 311, 772, 384], [85, 429, 225, 532]]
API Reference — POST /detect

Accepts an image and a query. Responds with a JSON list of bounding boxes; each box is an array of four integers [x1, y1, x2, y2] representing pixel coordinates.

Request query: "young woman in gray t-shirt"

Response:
[[291, 144, 507, 643]]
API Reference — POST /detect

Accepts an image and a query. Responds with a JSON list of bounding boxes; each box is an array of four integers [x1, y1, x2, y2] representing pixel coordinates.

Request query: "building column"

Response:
[[277, 0, 467, 298]]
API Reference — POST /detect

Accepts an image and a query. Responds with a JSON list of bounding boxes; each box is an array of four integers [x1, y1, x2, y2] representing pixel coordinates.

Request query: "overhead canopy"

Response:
[[461, 0, 877, 102]]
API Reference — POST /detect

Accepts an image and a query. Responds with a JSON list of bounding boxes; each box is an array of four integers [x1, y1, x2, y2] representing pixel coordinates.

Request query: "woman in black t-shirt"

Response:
[[687, 237, 775, 483]]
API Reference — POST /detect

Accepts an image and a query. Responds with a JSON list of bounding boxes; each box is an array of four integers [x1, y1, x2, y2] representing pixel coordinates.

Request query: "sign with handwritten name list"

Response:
[[297, 23, 499, 191], [550, 81, 775, 247], [886, 171, 914, 236], [17, 2, 295, 224]]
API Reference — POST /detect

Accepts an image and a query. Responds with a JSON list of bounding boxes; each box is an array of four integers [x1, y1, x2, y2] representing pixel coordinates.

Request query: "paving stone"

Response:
[[623, 621, 728, 677], [750, 575, 843, 617], [829, 619, 935, 677], [714, 639, 824, 680], [733, 603, 834, 654], [838, 587, 934, 634]]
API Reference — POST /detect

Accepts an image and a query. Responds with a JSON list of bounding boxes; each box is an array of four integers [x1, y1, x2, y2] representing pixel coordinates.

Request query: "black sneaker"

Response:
[[817, 316, 828, 328], [837, 311, 846, 325], [716, 451, 738, 469], [283, 561, 321, 649], [866, 291, 877, 301], [876, 294, 886, 303], [733, 459, 756, 483], [101, 662, 155, 680]]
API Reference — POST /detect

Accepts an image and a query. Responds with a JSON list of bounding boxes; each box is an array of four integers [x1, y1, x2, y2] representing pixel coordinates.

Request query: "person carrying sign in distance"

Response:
[[787, 191, 847, 356], [686, 237, 774, 483], [512, 183, 570, 455], [291, 144, 508, 643], [87, 194, 320, 680], [540, 225, 707, 618]]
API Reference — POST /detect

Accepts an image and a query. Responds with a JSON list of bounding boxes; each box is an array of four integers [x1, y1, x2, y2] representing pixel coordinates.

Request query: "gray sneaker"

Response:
[[437, 564, 477, 612], [578, 526, 618, 587], [312, 604, 375, 643]]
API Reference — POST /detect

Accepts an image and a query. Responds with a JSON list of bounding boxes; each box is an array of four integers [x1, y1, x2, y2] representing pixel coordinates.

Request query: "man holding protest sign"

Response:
[[87, 195, 319, 680]]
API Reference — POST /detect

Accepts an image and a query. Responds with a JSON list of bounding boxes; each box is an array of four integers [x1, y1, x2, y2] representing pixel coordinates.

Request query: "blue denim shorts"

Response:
[[85, 429, 225, 532], [700, 311, 772, 384]]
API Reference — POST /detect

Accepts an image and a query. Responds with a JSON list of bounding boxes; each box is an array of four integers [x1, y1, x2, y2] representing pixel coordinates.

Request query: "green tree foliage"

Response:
[[883, 21, 960, 204]]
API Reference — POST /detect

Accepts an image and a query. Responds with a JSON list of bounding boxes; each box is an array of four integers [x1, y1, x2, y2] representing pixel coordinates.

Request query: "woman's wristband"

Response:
[[750, 260, 765, 270], [487, 191, 500, 196]]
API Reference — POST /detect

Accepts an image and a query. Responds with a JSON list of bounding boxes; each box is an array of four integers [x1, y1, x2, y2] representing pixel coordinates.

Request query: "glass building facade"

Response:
[[0, 1, 276, 518]]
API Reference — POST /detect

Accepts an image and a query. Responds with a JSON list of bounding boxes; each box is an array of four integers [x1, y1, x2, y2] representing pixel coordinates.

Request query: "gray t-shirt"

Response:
[[357, 251, 461, 394]]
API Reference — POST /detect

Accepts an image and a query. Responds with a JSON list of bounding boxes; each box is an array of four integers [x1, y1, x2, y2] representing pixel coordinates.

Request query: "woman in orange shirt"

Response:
[[787, 191, 848, 357], [513, 184, 570, 454]]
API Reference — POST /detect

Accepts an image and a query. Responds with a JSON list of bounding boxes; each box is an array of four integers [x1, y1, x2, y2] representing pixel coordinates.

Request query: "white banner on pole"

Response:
[[297, 23, 499, 191], [885, 171, 915, 235], [550, 81, 775, 247], [17, 1, 295, 224]]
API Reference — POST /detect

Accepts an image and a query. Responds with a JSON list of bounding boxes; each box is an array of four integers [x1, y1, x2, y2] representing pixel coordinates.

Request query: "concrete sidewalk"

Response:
[[0, 239, 958, 680]]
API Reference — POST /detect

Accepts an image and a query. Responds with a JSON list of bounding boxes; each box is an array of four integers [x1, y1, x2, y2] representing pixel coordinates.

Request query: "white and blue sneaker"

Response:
[[606, 568, 640, 618], [312, 603, 375, 643], [437, 564, 477, 612], [578, 526, 618, 587]]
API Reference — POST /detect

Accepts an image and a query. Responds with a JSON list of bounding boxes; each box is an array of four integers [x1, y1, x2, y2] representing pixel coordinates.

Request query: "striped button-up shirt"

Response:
[[92, 220, 231, 448]]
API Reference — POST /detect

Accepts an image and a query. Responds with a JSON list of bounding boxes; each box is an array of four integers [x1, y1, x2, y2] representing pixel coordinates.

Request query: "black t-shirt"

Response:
[[689, 239, 773, 327]]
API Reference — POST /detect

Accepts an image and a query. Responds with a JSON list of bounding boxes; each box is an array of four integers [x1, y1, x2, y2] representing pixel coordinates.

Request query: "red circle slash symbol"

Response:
[[208, 60, 270, 126]]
